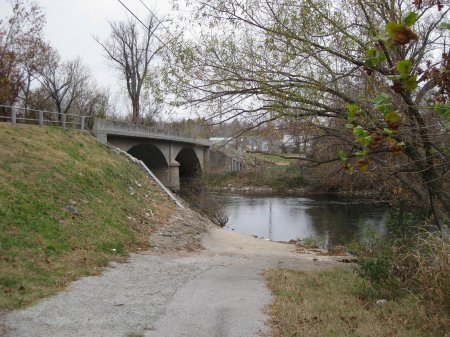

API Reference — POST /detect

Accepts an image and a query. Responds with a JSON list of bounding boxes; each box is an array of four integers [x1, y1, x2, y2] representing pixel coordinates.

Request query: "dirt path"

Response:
[[1, 208, 344, 337]]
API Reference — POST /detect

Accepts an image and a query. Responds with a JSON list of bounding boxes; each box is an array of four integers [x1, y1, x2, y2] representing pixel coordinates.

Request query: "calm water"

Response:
[[217, 193, 388, 247]]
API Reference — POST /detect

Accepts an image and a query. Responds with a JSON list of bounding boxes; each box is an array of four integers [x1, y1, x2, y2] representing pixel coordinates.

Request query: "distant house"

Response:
[[210, 136, 283, 153], [242, 136, 282, 153], [209, 137, 235, 149]]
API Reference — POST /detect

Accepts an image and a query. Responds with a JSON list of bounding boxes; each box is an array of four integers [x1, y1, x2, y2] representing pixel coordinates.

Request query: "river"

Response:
[[216, 193, 388, 247]]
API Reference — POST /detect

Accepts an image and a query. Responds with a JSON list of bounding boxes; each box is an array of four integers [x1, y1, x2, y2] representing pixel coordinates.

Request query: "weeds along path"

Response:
[[1, 207, 343, 337]]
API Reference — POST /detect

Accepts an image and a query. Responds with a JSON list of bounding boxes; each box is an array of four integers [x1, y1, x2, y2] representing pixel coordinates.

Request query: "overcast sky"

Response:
[[1, 0, 177, 117]]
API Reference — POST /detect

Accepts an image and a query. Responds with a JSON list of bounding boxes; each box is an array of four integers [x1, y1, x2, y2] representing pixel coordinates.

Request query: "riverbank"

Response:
[[2, 125, 446, 336], [1, 206, 346, 337], [210, 184, 387, 201], [266, 268, 449, 337], [3, 205, 445, 337]]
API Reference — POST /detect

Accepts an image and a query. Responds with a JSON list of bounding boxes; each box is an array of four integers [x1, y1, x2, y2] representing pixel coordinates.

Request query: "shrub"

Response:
[[396, 232, 450, 309], [180, 176, 229, 227], [351, 226, 403, 298], [298, 235, 326, 249], [352, 206, 450, 310]]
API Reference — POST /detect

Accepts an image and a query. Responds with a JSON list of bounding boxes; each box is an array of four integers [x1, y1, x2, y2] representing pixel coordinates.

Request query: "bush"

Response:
[[180, 176, 229, 227], [352, 207, 450, 310], [298, 235, 326, 249], [350, 226, 403, 298], [396, 232, 450, 308]]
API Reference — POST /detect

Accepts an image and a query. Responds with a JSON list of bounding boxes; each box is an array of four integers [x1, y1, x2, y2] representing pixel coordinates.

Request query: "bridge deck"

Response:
[[93, 119, 211, 147]]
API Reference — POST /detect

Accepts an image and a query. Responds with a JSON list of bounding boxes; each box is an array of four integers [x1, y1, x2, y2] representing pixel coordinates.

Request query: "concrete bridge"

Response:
[[93, 119, 211, 192]]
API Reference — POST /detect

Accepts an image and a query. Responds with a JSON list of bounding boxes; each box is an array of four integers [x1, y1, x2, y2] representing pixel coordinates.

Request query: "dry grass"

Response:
[[395, 232, 450, 309], [266, 268, 450, 337], [0, 124, 175, 311]]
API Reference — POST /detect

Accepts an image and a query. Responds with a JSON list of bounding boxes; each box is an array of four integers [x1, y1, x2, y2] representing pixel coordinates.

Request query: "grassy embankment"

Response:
[[0, 124, 174, 311], [266, 268, 449, 337], [247, 152, 299, 166], [208, 152, 305, 189]]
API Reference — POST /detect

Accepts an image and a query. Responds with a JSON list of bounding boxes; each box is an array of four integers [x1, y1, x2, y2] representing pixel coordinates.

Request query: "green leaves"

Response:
[[346, 104, 368, 131], [396, 60, 412, 77], [374, 93, 395, 115], [341, 89, 407, 172], [344, 13, 421, 174], [433, 103, 450, 118], [386, 22, 404, 35], [355, 150, 369, 159], [359, 136, 373, 147], [353, 125, 366, 137], [402, 12, 417, 27], [366, 48, 386, 67], [385, 19, 418, 45], [373, 93, 390, 105], [352, 126, 372, 146], [385, 112, 401, 130], [347, 104, 361, 112], [440, 22, 450, 30], [402, 76, 418, 91], [347, 104, 360, 124], [373, 94, 402, 130], [338, 150, 348, 162], [338, 150, 350, 170], [387, 60, 418, 92], [433, 104, 450, 129]]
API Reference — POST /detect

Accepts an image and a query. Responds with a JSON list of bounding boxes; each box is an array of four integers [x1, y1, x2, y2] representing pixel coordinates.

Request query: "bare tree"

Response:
[[72, 84, 112, 119], [19, 40, 52, 113], [0, 0, 46, 111], [95, 16, 166, 122], [38, 51, 91, 118], [165, 0, 450, 228]]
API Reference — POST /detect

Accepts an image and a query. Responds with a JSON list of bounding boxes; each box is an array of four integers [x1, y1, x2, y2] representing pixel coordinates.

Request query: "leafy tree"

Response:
[[165, 0, 450, 228]]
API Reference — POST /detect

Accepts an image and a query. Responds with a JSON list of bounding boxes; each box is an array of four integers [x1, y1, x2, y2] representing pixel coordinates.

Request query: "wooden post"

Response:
[[39, 111, 44, 127], [80, 116, 85, 131]]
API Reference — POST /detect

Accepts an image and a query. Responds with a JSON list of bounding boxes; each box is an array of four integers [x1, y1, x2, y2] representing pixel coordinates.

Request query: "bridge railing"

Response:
[[0, 105, 211, 145], [0, 105, 90, 131], [94, 118, 211, 146]]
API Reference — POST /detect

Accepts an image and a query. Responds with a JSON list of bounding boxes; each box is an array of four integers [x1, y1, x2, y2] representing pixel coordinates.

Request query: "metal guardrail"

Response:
[[0, 105, 90, 131]]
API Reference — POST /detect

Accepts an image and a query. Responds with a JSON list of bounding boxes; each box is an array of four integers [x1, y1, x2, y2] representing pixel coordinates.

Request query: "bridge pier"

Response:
[[92, 118, 211, 193], [168, 162, 180, 192]]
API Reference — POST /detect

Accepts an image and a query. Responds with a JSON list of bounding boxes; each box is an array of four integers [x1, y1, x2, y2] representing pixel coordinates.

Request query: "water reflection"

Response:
[[217, 193, 388, 247]]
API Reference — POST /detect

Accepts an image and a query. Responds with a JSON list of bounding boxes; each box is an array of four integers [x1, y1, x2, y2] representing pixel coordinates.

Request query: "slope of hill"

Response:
[[0, 124, 174, 311]]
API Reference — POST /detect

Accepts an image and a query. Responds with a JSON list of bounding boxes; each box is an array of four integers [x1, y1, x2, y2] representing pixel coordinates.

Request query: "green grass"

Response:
[[247, 152, 298, 165], [0, 124, 174, 311], [266, 268, 450, 337], [208, 164, 305, 189], [207, 152, 305, 190], [126, 332, 144, 337]]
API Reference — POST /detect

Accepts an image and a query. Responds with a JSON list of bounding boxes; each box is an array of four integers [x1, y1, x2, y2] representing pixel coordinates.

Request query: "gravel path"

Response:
[[1, 208, 343, 337]]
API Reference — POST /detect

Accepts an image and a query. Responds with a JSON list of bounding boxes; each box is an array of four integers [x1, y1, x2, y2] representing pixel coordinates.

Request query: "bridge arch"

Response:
[[175, 147, 202, 183], [127, 143, 170, 186]]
